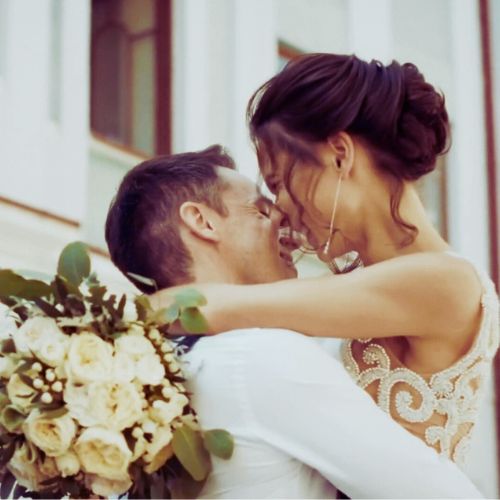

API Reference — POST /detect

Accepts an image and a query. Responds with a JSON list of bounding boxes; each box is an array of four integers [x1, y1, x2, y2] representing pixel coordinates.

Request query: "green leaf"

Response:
[[174, 288, 207, 308], [150, 304, 179, 325], [135, 295, 152, 322], [172, 425, 212, 481], [203, 429, 234, 460], [179, 308, 209, 334], [127, 272, 157, 291], [1, 405, 26, 433], [57, 241, 91, 287], [0, 270, 27, 298], [18, 280, 53, 300]]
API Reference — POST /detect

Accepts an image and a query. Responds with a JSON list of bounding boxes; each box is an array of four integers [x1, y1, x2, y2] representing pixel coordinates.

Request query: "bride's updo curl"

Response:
[[247, 53, 450, 242]]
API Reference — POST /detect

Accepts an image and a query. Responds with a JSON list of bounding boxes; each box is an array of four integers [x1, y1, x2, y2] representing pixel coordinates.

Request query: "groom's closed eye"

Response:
[[254, 196, 275, 219]]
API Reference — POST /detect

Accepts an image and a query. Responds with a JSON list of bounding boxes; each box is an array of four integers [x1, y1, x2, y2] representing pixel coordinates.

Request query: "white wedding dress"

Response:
[[341, 256, 499, 465]]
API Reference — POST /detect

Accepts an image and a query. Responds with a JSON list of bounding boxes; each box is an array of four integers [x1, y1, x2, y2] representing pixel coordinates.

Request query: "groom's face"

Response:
[[215, 168, 298, 283]]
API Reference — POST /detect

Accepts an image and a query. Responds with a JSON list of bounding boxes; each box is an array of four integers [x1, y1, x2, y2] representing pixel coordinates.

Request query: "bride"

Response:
[[154, 53, 499, 464]]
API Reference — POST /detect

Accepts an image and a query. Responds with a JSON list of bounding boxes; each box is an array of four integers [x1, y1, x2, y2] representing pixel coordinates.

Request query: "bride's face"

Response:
[[261, 146, 358, 261]]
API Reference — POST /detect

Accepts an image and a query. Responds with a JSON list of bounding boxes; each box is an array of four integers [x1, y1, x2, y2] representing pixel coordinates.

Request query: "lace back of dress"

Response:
[[341, 259, 499, 465]]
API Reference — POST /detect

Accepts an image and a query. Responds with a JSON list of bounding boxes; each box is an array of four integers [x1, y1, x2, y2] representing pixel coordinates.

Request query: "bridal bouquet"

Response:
[[0, 242, 233, 498]]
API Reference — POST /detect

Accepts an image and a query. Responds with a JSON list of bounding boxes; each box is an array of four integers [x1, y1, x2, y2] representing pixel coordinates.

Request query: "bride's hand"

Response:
[[148, 283, 238, 335]]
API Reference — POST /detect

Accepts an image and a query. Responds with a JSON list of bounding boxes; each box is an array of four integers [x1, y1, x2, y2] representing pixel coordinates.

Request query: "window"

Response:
[[90, 0, 171, 156]]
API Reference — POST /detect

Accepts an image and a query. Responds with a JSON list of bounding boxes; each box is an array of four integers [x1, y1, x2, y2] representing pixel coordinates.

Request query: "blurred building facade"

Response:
[[0, 0, 498, 495]]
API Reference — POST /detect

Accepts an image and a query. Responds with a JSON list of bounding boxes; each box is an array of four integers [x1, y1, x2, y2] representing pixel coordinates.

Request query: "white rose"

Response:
[[135, 354, 165, 386], [112, 352, 135, 383], [143, 426, 174, 474], [65, 332, 113, 383], [64, 381, 143, 431], [115, 334, 155, 361], [8, 442, 57, 491], [35, 335, 69, 367], [14, 317, 65, 356], [23, 409, 76, 457], [86, 474, 133, 497], [0, 356, 17, 378], [55, 450, 80, 477], [150, 394, 189, 426], [74, 427, 132, 480], [7, 374, 35, 411]]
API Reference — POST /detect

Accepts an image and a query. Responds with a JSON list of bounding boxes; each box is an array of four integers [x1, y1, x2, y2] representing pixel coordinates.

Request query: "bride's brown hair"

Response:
[[247, 53, 450, 245]]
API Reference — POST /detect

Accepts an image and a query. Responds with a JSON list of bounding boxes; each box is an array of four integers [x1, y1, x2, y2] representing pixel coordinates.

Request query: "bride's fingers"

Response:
[[148, 289, 176, 311]]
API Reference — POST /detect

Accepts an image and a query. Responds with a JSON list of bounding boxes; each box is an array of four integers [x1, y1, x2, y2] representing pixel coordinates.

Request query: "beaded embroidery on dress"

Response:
[[341, 258, 499, 465]]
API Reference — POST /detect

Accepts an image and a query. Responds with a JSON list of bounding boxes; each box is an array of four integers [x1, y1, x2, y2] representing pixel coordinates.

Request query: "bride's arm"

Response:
[[153, 252, 482, 340]]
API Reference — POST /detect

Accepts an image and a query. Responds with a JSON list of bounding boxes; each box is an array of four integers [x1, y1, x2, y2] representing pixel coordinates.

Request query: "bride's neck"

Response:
[[358, 183, 449, 265]]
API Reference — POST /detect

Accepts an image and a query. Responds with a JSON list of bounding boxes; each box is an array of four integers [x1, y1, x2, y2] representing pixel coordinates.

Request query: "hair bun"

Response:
[[392, 63, 449, 179]]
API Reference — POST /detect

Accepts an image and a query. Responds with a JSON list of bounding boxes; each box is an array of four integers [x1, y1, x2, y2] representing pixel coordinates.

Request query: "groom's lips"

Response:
[[279, 251, 295, 266]]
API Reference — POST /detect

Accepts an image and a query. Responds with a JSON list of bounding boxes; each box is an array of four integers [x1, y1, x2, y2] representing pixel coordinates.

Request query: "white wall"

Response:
[[172, 0, 277, 181], [0, 0, 90, 222]]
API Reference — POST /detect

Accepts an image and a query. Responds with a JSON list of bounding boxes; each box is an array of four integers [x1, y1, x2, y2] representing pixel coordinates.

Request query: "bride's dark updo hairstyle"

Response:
[[247, 53, 450, 244]]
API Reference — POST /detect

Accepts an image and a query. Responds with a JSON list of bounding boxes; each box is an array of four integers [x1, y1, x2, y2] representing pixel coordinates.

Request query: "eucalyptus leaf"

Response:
[[57, 241, 91, 287], [17, 280, 53, 300], [0, 270, 27, 298], [151, 304, 179, 325], [179, 308, 209, 334], [172, 425, 212, 481], [203, 429, 234, 460], [174, 288, 207, 308]]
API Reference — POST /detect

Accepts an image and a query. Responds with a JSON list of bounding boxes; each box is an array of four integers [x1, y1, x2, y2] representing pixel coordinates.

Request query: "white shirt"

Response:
[[184, 328, 483, 499]]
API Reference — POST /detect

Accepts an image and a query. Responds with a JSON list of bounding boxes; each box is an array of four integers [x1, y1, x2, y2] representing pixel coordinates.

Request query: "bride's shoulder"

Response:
[[384, 251, 486, 334], [386, 251, 483, 295]]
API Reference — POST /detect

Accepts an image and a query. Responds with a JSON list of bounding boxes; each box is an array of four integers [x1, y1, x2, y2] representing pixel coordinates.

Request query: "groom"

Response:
[[105, 146, 481, 498]]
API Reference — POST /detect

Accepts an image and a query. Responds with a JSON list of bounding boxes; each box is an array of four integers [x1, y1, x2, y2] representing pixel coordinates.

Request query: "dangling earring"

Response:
[[323, 159, 343, 257]]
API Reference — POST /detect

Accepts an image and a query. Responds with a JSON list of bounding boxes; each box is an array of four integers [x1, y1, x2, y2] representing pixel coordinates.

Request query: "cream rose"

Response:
[[34, 336, 69, 367], [150, 394, 189, 426], [23, 409, 76, 457], [86, 474, 133, 497], [64, 381, 143, 431], [8, 442, 57, 491], [143, 425, 174, 474], [114, 334, 155, 361], [7, 374, 35, 411], [112, 351, 135, 383], [55, 450, 80, 477], [14, 317, 65, 357], [74, 427, 132, 480], [65, 332, 113, 383], [135, 354, 165, 386], [0, 355, 16, 378]]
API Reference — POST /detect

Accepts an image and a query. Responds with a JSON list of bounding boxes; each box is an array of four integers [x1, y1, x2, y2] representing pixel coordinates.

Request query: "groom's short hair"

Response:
[[105, 145, 235, 293]]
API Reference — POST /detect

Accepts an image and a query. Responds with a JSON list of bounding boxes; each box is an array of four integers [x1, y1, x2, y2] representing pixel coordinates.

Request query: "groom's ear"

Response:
[[178, 201, 221, 243]]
